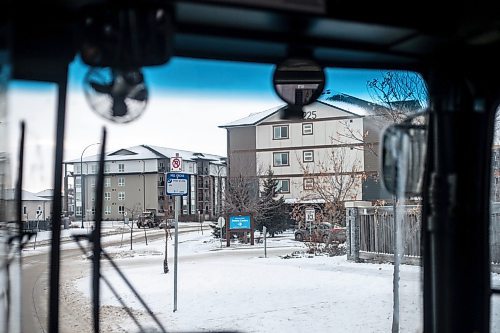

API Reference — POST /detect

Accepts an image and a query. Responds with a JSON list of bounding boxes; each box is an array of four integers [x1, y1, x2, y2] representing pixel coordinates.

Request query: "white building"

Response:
[[3, 189, 52, 221], [220, 97, 388, 204]]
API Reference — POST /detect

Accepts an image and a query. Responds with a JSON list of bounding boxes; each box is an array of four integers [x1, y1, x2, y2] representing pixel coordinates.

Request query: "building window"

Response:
[[105, 206, 111, 215], [76, 206, 82, 215], [118, 163, 125, 172], [104, 163, 110, 173], [105, 177, 111, 187], [75, 164, 81, 174], [91, 164, 97, 174], [75, 177, 81, 186], [302, 123, 313, 135], [118, 177, 125, 186], [118, 205, 125, 214], [273, 152, 289, 166], [303, 150, 314, 162], [277, 179, 290, 193], [104, 192, 111, 200], [304, 178, 314, 190], [23, 206, 27, 214], [118, 192, 125, 201], [91, 178, 96, 188], [273, 125, 289, 140]]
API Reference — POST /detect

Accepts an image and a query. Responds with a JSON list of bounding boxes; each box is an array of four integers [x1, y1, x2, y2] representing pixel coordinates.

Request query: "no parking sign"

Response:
[[170, 156, 182, 172]]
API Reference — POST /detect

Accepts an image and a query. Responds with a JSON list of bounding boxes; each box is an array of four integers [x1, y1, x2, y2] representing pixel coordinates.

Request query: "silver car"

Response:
[[294, 222, 346, 243]]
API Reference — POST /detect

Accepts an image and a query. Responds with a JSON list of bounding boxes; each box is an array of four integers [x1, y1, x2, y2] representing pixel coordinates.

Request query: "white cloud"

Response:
[[7, 88, 280, 192]]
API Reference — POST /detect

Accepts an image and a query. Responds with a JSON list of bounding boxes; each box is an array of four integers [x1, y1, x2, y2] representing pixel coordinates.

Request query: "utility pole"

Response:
[[80, 142, 100, 229]]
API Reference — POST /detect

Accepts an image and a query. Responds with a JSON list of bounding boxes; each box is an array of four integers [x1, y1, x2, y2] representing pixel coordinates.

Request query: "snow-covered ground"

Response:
[[70, 230, 436, 333]]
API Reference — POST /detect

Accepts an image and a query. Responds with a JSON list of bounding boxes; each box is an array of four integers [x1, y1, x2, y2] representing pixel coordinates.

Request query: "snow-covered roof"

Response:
[[325, 100, 372, 116], [319, 93, 380, 116], [145, 145, 226, 164], [219, 105, 285, 128], [65, 145, 226, 164], [35, 189, 54, 198], [65, 145, 160, 163], [321, 93, 424, 116], [220, 99, 369, 128], [4, 189, 51, 201]]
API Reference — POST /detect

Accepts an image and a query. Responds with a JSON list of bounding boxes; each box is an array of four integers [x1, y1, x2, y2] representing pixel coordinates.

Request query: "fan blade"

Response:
[[112, 97, 128, 117], [90, 81, 113, 95], [128, 86, 148, 102]]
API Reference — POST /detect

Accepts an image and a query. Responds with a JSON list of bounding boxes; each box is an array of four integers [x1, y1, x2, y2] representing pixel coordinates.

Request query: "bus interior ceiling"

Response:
[[3, 1, 500, 333]]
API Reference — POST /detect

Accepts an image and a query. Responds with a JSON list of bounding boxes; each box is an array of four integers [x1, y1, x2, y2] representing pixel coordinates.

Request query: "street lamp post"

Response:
[[80, 143, 100, 228]]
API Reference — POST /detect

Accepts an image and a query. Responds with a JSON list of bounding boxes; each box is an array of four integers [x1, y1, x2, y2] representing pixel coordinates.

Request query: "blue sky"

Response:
[[8, 57, 395, 192], [63, 57, 382, 99], [12, 56, 386, 100]]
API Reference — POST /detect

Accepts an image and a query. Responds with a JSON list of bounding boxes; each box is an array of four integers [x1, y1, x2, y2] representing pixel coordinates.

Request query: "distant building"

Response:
[[3, 189, 52, 221], [63, 145, 226, 221], [219, 96, 394, 206]]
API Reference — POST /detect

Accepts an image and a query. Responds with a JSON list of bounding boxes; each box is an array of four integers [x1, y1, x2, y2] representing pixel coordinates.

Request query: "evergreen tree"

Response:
[[209, 221, 226, 238], [256, 168, 289, 237]]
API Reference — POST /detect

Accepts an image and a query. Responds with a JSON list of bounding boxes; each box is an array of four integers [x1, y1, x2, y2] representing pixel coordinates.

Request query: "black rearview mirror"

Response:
[[382, 119, 427, 197], [273, 58, 325, 108]]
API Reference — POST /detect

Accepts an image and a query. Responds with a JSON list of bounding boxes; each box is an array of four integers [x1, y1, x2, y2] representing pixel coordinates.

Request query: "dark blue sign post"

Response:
[[226, 212, 254, 247]]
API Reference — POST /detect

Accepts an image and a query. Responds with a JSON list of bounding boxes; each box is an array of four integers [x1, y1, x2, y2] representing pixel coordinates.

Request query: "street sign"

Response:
[[166, 172, 189, 196], [229, 215, 251, 230], [218, 216, 225, 228], [170, 156, 183, 172], [305, 208, 315, 223]]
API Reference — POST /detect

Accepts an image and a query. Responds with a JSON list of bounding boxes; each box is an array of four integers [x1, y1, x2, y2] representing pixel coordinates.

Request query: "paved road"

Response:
[[21, 225, 204, 333]]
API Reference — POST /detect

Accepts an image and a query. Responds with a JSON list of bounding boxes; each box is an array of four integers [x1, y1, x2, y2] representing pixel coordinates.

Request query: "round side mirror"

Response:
[[273, 58, 325, 107]]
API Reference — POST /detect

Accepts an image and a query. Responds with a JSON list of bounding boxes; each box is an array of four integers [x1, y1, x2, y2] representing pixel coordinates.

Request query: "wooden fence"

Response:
[[358, 206, 421, 257], [347, 203, 500, 265]]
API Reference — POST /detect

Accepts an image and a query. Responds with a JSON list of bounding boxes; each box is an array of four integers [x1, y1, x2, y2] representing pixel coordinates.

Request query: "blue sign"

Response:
[[229, 215, 251, 230], [166, 173, 189, 196]]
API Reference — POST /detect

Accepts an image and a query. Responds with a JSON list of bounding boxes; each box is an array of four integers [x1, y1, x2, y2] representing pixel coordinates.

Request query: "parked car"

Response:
[[136, 209, 162, 228], [294, 222, 346, 243]]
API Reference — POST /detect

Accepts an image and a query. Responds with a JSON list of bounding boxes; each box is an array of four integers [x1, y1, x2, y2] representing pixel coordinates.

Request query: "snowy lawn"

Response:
[[20, 221, 205, 256], [72, 230, 433, 333]]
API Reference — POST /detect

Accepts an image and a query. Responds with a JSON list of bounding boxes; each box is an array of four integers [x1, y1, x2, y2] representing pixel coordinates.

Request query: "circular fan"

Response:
[[83, 67, 149, 123]]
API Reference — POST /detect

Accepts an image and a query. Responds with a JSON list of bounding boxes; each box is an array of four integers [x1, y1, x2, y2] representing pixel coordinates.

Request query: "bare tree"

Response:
[[299, 145, 365, 226], [223, 174, 261, 216], [326, 71, 428, 157], [367, 71, 428, 123], [290, 203, 325, 229], [125, 202, 142, 224]]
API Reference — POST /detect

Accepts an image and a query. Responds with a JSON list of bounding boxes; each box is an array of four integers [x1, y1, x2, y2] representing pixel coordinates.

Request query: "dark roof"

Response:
[[9, 2, 500, 83], [325, 93, 381, 113]]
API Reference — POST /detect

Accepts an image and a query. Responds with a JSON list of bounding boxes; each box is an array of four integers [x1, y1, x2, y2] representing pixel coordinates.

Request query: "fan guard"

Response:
[[83, 67, 149, 124]]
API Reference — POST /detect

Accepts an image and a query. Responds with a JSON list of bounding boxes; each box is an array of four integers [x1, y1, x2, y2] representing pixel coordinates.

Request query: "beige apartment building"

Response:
[[63, 145, 226, 221], [220, 95, 390, 205]]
